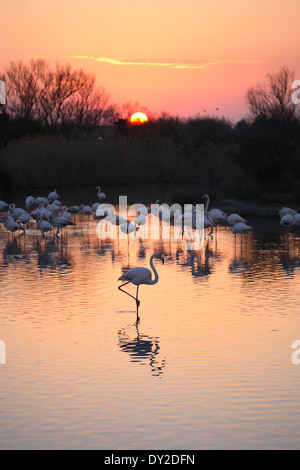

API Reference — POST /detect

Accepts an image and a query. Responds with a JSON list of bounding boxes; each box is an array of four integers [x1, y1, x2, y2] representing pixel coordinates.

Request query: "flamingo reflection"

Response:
[[118, 318, 166, 377]]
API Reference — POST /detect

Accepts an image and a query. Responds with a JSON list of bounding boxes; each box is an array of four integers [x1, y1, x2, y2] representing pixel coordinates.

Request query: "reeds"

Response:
[[0, 135, 241, 190]]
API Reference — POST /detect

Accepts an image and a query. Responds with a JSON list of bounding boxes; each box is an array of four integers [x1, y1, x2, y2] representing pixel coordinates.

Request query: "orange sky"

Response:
[[1, 0, 299, 120]]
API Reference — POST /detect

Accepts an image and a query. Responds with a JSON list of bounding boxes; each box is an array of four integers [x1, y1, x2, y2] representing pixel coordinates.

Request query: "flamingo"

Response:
[[51, 215, 75, 235], [0, 201, 9, 211], [46, 203, 60, 215], [52, 199, 62, 206], [17, 212, 31, 225], [293, 214, 300, 225], [118, 252, 164, 309], [80, 204, 93, 216], [25, 196, 36, 208], [120, 221, 139, 234], [37, 216, 53, 237], [92, 202, 101, 212], [108, 212, 127, 226], [0, 214, 25, 235], [31, 203, 52, 221], [280, 214, 294, 226], [8, 203, 26, 221], [59, 206, 72, 221], [232, 222, 252, 234], [48, 189, 60, 202], [96, 186, 106, 202], [134, 213, 147, 226], [94, 205, 114, 220], [35, 196, 49, 206], [227, 213, 247, 226], [202, 194, 227, 223], [279, 207, 297, 218], [68, 205, 81, 214], [232, 222, 252, 249]]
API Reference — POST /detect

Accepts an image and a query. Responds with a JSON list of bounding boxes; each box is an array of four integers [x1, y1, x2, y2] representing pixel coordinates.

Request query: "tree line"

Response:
[[1, 61, 300, 197]]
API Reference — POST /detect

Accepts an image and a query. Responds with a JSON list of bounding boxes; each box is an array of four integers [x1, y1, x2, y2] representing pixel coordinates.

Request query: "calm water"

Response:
[[1, 203, 300, 449]]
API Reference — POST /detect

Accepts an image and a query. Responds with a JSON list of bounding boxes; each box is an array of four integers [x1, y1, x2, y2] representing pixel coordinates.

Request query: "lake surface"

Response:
[[1, 199, 300, 449]]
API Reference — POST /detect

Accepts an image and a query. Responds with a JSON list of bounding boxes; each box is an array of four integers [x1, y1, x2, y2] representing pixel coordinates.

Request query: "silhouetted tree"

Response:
[[60, 75, 111, 128], [4, 59, 46, 119], [2, 59, 114, 130], [246, 66, 299, 138]]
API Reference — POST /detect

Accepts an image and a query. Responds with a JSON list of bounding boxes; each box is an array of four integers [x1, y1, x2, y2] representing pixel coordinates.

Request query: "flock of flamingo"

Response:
[[0, 185, 297, 309], [0, 189, 253, 238]]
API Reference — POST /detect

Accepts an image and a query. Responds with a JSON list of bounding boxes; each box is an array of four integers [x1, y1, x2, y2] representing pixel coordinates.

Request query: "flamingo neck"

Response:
[[149, 255, 159, 285], [204, 195, 210, 212]]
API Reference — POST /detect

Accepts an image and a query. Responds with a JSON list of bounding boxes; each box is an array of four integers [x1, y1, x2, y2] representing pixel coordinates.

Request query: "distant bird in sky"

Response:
[[118, 252, 164, 310]]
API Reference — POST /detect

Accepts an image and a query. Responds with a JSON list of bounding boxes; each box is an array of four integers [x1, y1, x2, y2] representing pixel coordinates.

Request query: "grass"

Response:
[[0, 135, 243, 192]]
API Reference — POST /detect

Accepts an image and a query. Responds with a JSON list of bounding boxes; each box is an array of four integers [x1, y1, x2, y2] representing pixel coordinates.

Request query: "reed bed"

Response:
[[0, 135, 241, 191]]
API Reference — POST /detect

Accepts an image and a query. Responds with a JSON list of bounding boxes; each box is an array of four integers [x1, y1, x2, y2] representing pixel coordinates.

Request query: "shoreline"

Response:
[[0, 181, 295, 218]]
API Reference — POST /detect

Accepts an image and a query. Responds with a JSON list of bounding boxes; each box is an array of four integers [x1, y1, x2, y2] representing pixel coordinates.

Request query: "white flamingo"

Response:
[[118, 252, 164, 309], [25, 196, 36, 208], [46, 203, 60, 215], [51, 215, 75, 235], [227, 213, 247, 226], [280, 214, 295, 226], [279, 207, 297, 218], [293, 214, 300, 225], [80, 204, 93, 216], [8, 203, 26, 221], [120, 221, 139, 234], [68, 205, 81, 214], [0, 214, 25, 234], [48, 189, 60, 202], [59, 206, 72, 221], [232, 222, 252, 234], [31, 203, 52, 221], [134, 213, 147, 226], [17, 212, 31, 225], [37, 216, 53, 237], [0, 201, 9, 211], [96, 186, 106, 201], [35, 196, 49, 206], [202, 194, 227, 223], [92, 202, 101, 212]]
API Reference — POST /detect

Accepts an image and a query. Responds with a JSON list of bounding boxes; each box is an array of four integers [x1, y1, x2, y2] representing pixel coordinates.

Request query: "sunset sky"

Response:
[[1, 0, 299, 121]]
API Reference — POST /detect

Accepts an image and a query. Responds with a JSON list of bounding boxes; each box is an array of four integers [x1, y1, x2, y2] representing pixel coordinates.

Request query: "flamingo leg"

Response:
[[136, 285, 140, 308], [118, 281, 140, 307]]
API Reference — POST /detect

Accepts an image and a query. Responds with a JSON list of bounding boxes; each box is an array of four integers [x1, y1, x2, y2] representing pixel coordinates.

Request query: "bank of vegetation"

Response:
[[0, 61, 300, 203]]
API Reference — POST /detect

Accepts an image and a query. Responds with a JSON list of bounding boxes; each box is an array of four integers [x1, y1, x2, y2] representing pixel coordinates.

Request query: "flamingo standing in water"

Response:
[[201, 194, 227, 223], [227, 213, 247, 226], [96, 186, 106, 202], [118, 253, 164, 310], [48, 189, 60, 202], [0, 214, 25, 235]]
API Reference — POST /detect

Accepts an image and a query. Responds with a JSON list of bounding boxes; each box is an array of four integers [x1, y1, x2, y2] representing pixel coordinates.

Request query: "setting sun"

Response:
[[130, 112, 149, 125]]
